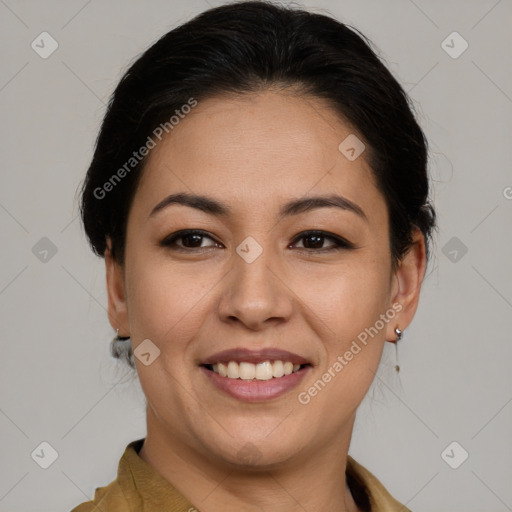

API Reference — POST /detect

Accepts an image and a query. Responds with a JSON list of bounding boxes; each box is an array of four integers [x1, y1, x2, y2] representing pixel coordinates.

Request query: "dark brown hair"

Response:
[[80, 0, 436, 270]]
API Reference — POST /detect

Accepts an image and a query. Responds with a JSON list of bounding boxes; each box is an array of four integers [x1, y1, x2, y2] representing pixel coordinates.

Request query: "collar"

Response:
[[98, 438, 410, 512]]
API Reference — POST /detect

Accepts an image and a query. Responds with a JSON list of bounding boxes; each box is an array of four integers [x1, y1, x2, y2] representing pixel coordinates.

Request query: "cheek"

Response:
[[293, 256, 390, 405], [124, 255, 219, 352], [123, 257, 217, 416], [292, 253, 391, 338]]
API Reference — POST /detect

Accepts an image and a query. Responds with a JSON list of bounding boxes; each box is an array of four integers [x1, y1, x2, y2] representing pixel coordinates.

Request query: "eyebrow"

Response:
[[149, 192, 367, 221]]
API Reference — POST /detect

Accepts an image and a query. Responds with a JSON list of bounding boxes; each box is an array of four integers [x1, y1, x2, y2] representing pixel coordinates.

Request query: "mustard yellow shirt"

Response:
[[71, 439, 411, 512]]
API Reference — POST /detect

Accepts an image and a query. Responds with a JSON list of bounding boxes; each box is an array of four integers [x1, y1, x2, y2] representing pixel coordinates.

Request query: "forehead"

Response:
[[134, 90, 385, 220]]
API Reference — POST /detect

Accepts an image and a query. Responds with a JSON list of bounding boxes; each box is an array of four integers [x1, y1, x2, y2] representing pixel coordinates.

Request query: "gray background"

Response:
[[0, 0, 511, 511]]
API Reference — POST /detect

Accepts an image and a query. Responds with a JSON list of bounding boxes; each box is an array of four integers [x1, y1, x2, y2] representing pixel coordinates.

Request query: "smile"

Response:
[[204, 360, 308, 380]]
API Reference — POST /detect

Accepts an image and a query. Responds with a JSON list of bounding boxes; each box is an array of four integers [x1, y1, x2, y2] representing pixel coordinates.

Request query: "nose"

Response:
[[217, 244, 294, 331]]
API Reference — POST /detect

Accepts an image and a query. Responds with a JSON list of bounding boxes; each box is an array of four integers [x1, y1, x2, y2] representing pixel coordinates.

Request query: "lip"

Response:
[[200, 347, 310, 366], [200, 364, 311, 403]]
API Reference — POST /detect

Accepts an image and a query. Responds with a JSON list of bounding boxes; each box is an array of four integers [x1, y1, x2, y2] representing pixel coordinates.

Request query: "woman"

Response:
[[73, 1, 436, 510]]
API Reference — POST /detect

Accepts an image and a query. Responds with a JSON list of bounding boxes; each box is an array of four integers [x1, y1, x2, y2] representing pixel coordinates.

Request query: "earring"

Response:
[[393, 327, 403, 373], [111, 328, 135, 369]]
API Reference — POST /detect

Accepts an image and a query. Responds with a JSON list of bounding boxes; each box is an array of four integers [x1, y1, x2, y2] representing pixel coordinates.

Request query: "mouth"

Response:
[[199, 348, 312, 402], [202, 360, 311, 380]]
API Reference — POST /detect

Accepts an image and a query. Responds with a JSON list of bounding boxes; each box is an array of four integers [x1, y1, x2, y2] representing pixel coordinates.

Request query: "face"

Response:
[[106, 89, 424, 469]]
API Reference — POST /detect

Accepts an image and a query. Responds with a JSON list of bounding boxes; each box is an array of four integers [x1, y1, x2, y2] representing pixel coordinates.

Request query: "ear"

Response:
[[386, 227, 427, 342], [105, 237, 130, 336]]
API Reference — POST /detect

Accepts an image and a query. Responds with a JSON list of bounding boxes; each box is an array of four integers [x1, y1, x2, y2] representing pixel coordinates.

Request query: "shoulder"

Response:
[[347, 455, 411, 512], [69, 440, 145, 512], [69, 479, 132, 511]]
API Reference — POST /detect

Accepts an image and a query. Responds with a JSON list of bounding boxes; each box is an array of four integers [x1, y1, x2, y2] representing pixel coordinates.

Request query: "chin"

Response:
[[199, 431, 302, 471]]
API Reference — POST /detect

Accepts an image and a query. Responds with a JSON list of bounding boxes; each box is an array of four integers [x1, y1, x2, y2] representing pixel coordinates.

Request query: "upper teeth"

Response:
[[211, 361, 302, 380]]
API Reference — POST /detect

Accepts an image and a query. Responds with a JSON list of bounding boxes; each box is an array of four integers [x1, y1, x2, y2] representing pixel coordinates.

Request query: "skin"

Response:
[[105, 88, 426, 512]]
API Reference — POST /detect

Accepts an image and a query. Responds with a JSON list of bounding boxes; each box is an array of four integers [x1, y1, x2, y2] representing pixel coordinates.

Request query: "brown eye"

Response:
[[291, 231, 353, 251], [301, 233, 326, 249], [160, 230, 222, 251], [179, 233, 207, 248]]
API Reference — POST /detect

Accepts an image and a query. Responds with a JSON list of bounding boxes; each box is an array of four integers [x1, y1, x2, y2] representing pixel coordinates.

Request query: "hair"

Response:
[[79, 1, 437, 382]]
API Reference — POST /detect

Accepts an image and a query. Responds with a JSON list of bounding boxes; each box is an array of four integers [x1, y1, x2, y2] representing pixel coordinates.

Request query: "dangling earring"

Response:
[[393, 327, 403, 373]]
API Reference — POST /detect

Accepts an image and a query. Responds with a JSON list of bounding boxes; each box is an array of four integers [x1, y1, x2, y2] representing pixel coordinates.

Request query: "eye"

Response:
[[160, 230, 222, 251], [160, 229, 354, 253], [290, 230, 354, 252]]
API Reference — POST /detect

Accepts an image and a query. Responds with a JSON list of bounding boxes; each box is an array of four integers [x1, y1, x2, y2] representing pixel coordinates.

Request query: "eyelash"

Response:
[[160, 229, 354, 253]]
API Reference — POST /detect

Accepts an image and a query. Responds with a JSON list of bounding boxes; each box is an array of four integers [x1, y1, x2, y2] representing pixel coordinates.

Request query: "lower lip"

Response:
[[200, 366, 311, 402]]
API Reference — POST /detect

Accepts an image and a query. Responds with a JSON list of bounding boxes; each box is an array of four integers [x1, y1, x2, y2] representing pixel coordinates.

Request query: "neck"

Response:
[[139, 407, 361, 512]]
